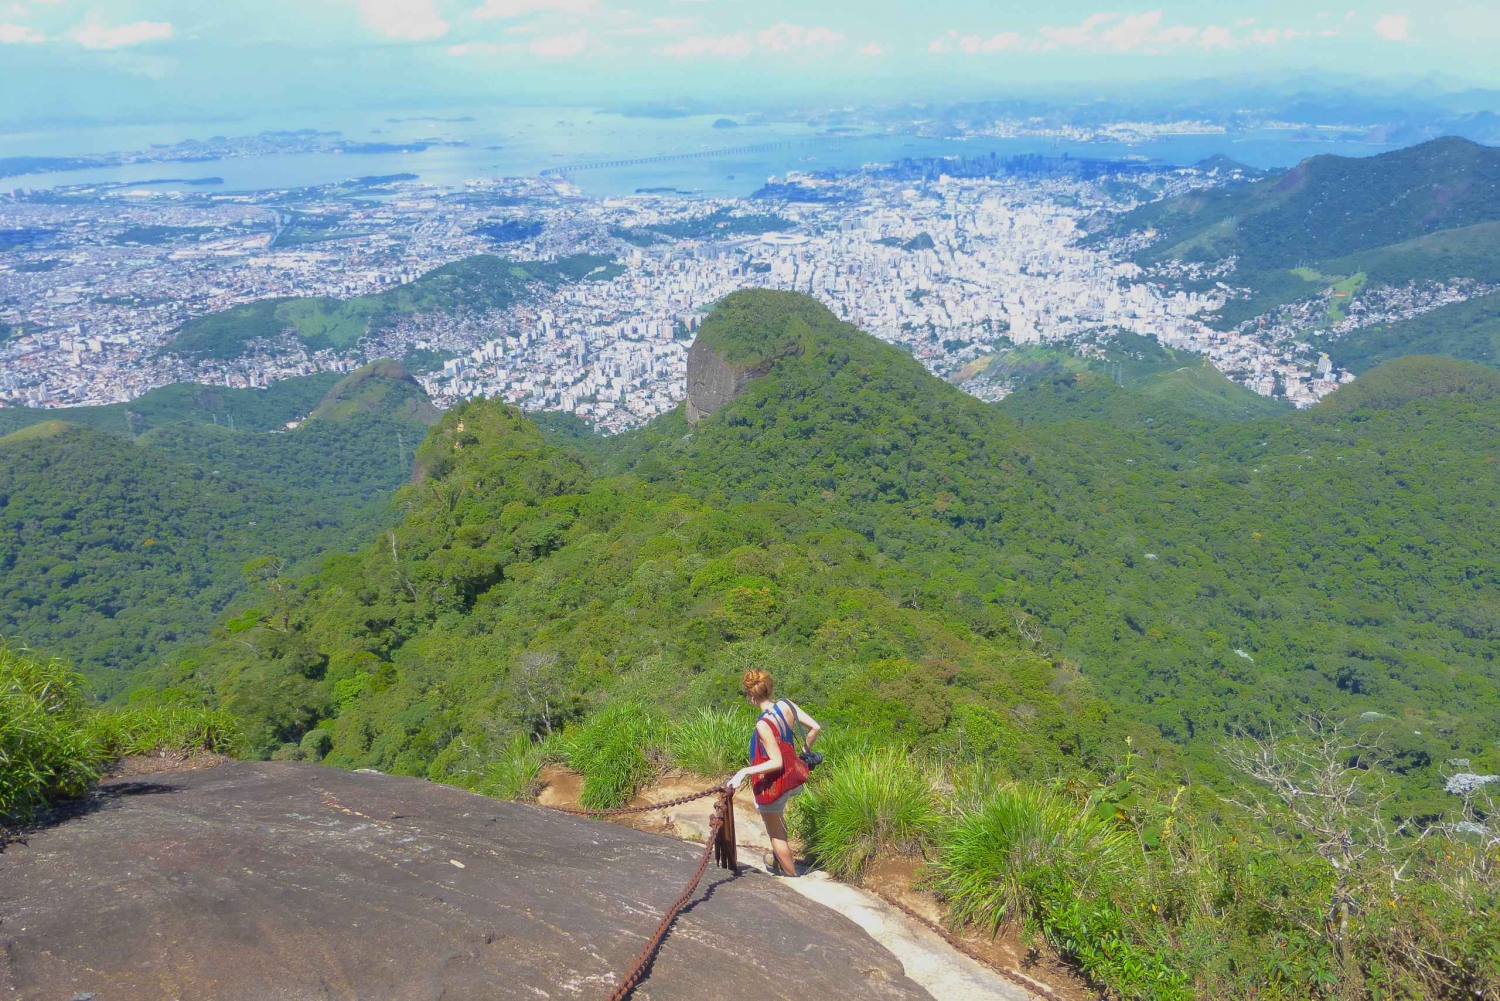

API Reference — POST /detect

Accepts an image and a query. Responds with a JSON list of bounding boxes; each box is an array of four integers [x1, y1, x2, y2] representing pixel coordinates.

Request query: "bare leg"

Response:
[[761, 812, 798, 876]]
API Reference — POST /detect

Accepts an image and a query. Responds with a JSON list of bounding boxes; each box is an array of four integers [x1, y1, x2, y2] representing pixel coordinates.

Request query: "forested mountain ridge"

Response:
[[1094, 136, 1500, 339], [0, 371, 343, 437], [0, 362, 436, 688], [1105, 137, 1500, 273], [161, 292, 1500, 824]]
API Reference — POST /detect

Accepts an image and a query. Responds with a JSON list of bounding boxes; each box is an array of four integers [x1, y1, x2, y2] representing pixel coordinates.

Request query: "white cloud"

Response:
[[661, 23, 844, 57], [1199, 24, 1233, 48], [661, 32, 752, 57], [1099, 10, 1163, 50], [960, 31, 1022, 53], [1037, 12, 1112, 49], [447, 41, 501, 55], [1373, 13, 1408, 40], [0, 21, 43, 43], [932, 11, 1322, 56], [71, 20, 173, 49], [610, 17, 696, 36], [357, 0, 448, 40], [1155, 25, 1197, 46], [474, 0, 594, 18], [858, 41, 882, 56], [529, 30, 586, 56], [756, 23, 844, 51]]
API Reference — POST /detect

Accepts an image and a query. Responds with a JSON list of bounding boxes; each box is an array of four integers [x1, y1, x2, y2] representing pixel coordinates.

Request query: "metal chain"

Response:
[[547, 785, 724, 818], [868, 889, 1071, 1001], [548, 787, 737, 1001], [552, 787, 1065, 1001]]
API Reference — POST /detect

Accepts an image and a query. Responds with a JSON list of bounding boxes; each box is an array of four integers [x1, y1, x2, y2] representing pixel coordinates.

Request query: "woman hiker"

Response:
[[727, 669, 822, 877]]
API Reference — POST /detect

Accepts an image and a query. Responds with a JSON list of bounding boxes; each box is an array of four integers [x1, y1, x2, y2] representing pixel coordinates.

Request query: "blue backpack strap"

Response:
[[749, 703, 792, 762]]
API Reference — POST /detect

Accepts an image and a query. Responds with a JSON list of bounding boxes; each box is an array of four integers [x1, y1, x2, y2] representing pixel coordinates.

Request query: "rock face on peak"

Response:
[[683, 290, 838, 424], [0, 761, 927, 1001], [685, 337, 771, 424]]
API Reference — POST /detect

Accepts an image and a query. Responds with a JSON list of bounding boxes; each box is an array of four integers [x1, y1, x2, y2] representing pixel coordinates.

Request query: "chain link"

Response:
[[549, 787, 736, 1001]]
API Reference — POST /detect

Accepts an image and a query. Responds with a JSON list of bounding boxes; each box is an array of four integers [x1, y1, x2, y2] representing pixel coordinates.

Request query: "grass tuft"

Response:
[[565, 703, 661, 810], [929, 783, 1136, 934], [87, 706, 243, 758], [668, 708, 746, 778], [791, 748, 937, 880], [0, 646, 103, 823], [478, 732, 547, 801]]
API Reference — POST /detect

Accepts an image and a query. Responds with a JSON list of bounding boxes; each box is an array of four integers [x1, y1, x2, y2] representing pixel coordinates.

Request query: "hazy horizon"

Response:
[[3, 1, 1499, 132]]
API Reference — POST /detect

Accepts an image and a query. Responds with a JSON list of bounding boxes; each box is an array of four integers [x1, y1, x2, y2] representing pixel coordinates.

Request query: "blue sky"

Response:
[[1, 1, 1495, 127]]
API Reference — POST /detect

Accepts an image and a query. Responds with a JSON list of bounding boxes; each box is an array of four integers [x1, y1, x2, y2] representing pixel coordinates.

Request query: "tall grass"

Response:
[[88, 706, 243, 757], [791, 748, 938, 879], [930, 783, 1136, 932], [668, 707, 745, 778], [0, 646, 103, 822], [565, 703, 661, 809], [478, 732, 548, 801], [930, 783, 1189, 1000]]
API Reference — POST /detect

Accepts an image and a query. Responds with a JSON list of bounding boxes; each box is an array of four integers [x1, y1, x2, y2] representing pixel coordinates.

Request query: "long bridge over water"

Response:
[[539, 137, 864, 178]]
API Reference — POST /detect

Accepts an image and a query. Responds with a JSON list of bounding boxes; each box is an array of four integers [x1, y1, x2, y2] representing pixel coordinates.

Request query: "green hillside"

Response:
[[0, 371, 342, 437], [168, 253, 623, 360], [0, 363, 437, 688], [1101, 137, 1500, 329], [1116, 137, 1500, 271], [1319, 289, 1500, 373], [160, 293, 1500, 819]]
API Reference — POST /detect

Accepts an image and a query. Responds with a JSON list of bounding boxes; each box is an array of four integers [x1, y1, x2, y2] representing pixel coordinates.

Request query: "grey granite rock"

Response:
[[0, 761, 926, 1001]]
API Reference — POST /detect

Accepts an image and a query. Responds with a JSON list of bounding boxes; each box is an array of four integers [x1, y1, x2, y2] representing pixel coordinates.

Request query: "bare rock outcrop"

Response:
[[685, 337, 773, 425], [0, 760, 926, 1001]]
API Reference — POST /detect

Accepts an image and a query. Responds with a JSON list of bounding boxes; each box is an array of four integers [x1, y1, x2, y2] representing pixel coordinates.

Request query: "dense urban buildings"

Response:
[[8, 154, 1473, 428]]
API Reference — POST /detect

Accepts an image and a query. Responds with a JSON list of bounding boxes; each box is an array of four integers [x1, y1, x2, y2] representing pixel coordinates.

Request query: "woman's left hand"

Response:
[[727, 769, 749, 790]]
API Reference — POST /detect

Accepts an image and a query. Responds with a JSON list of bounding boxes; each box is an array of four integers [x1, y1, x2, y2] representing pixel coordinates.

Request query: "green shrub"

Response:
[[791, 748, 937, 879], [299, 728, 334, 761], [932, 783, 1134, 931], [478, 732, 546, 801], [565, 704, 661, 809], [0, 646, 103, 822], [668, 708, 746, 778]]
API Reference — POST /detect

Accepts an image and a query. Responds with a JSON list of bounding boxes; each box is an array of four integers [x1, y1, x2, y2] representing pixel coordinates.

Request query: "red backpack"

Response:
[[749, 701, 810, 806]]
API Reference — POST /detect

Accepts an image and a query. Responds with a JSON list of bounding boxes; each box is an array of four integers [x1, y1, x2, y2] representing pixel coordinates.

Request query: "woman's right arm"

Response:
[[728, 720, 784, 789]]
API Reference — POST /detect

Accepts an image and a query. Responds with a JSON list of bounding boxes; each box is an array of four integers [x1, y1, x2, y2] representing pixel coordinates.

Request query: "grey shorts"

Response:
[[755, 784, 802, 815]]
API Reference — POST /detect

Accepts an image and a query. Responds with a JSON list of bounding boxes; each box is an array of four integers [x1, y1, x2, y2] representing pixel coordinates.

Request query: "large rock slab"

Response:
[[685, 339, 768, 425], [0, 761, 926, 1001]]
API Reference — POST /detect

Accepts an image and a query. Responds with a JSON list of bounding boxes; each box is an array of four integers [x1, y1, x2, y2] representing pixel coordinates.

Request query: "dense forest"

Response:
[[0, 363, 436, 690]]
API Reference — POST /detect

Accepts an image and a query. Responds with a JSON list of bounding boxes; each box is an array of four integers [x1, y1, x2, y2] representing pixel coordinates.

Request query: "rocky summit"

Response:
[[0, 761, 925, 1001]]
